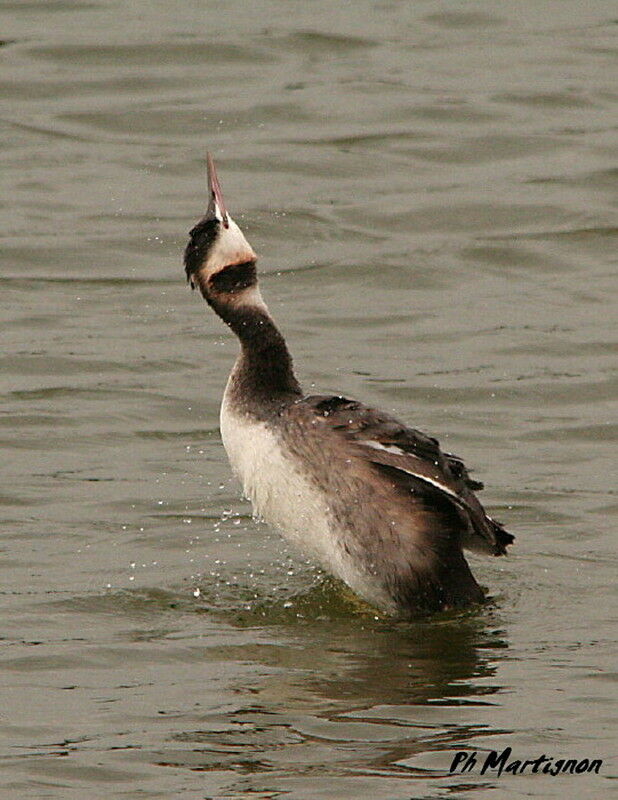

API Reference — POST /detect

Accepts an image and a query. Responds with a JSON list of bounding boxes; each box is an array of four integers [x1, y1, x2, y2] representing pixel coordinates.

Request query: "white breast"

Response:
[[218, 375, 394, 611], [219, 383, 332, 557]]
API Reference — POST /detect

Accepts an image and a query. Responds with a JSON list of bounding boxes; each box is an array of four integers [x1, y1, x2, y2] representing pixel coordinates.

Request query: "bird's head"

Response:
[[184, 153, 257, 300]]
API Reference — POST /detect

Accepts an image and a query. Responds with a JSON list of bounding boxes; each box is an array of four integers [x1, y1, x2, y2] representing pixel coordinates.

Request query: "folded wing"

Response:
[[297, 395, 514, 556]]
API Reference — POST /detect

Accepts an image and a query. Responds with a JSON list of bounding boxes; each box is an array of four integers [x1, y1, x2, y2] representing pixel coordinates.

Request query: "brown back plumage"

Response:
[[275, 395, 513, 612]]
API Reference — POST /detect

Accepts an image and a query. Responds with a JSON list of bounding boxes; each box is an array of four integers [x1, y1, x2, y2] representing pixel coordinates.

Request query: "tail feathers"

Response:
[[445, 453, 485, 491], [489, 517, 515, 555]]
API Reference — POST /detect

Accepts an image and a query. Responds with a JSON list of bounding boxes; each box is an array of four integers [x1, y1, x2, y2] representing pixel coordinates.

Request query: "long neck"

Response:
[[198, 264, 302, 413]]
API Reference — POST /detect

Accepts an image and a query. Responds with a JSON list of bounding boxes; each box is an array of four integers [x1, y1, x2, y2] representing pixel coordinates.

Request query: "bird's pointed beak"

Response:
[[206, 152, 229, 229]]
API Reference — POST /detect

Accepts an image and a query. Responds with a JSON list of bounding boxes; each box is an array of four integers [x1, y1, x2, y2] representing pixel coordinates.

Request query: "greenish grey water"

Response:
[[1, 1, 616, 798]]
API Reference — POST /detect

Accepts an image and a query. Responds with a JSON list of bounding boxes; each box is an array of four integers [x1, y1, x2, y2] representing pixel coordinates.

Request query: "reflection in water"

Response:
[[305, 616, 506, 708], [49, 579, 507, 786], [133, 583, 509, 788]]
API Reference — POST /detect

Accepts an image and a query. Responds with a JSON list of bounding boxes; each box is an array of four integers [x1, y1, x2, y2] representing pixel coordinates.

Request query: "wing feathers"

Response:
[[293, 394, 513, 556]]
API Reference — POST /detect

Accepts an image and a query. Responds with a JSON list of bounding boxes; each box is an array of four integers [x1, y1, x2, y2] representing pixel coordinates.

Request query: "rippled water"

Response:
[[1, 1, 616, 797]]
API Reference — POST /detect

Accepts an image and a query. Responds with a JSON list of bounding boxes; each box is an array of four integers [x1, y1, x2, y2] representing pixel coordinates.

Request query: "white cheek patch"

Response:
[[204, 215, 256, 273]]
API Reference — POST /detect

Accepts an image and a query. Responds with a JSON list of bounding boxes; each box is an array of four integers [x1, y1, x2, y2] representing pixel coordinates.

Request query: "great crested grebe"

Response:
[[183, 154, 514, 615]]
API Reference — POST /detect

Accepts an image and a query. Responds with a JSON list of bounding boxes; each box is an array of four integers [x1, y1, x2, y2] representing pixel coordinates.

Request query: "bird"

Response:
[[183, 153, 514, 616]]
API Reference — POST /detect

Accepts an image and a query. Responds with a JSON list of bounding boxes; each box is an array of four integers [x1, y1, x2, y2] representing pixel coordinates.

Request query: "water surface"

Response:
[[1, 1, 616, 797]]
